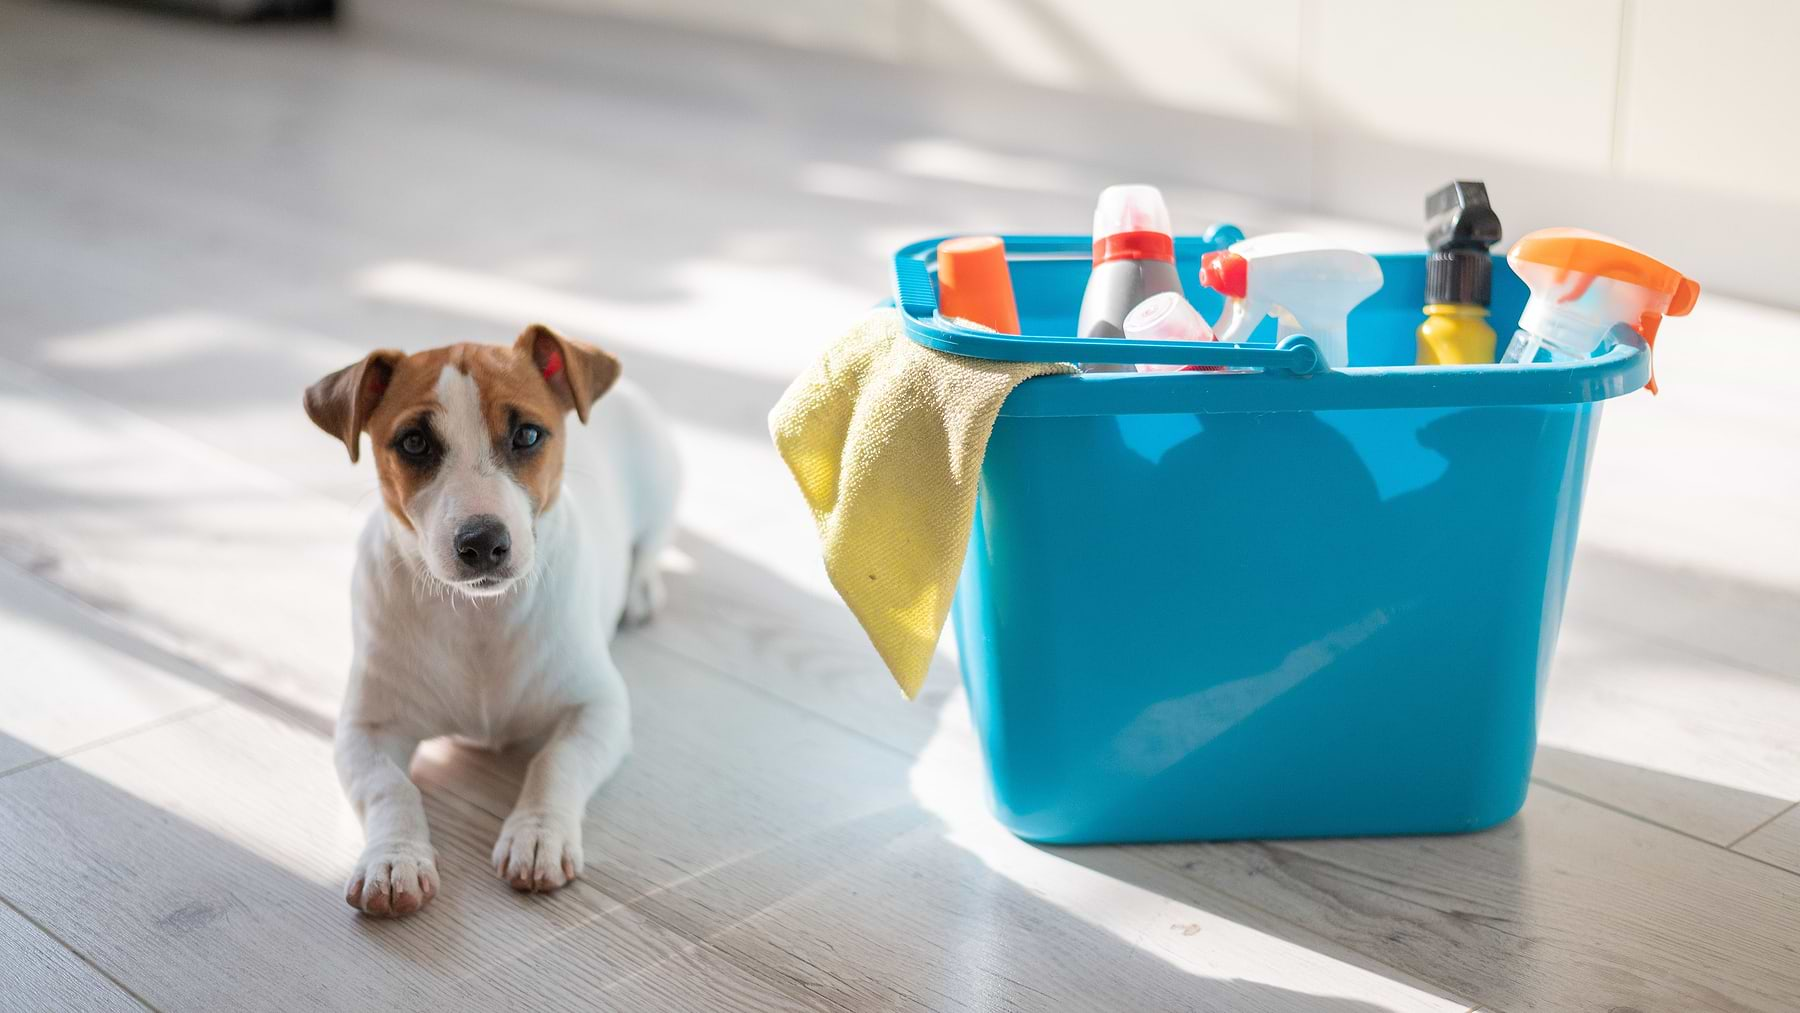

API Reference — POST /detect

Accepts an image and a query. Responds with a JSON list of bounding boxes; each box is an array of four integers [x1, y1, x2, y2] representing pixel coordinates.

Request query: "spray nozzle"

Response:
[[1504, 228, 1700, 392], [1200, 251, 1247, 298], [1423, 181, 1502, 309], [1425, 181, 1502, 253], [1197, 233, 1383, 369]]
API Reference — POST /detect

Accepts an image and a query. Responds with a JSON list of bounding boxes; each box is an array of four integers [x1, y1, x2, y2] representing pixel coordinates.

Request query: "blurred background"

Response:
[[5, 0, 1793, 633], [1, 1, 1797, 1009]]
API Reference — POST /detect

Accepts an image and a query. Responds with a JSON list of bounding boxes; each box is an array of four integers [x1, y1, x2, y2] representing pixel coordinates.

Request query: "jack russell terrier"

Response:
[[304, 324, 678, 918]]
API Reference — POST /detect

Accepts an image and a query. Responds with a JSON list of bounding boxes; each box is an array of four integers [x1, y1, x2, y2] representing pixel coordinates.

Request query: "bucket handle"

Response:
[[893, 228, 1328, 376]]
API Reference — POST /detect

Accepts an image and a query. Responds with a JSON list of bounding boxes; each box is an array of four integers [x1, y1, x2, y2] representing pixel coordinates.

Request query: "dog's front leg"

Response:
[[336, 722, 437, 917], [492, 678, 630, 893]]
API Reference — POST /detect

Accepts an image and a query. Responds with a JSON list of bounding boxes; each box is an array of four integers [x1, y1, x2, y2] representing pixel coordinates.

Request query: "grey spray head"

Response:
[[1424, 180, 1503, 306]]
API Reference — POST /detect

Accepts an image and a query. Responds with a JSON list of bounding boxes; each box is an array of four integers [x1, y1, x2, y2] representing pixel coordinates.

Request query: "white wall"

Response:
[[417, 0, 1800, 306]]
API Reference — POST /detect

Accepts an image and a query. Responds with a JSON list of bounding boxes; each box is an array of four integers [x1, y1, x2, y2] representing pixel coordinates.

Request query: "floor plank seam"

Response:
[[636, 632, 917, 763], [0, 555, 338, 740], [547, 876, 863, 1012], [1530, 778, 1800, 879], [0, 554, 340, 737], [718, 934, 898, 1013], [418, 775, 510, 823], [424, 786, 872, 1011], [1726, 800, 1798, 851], [0, 893, 161, 1012], [668, 936, 860, 1013], [642, 634, 1502, 1007], [0, 700, 228, 784], [639, 625, 1503, 1006], [438, 872, 845, 1013], [3, 571, 918, 1013], [0, 353, 359, 514], [1160, 846, 1498, 1008], [1569, 606, 1799, 684], [414, 791, 842, 1009]]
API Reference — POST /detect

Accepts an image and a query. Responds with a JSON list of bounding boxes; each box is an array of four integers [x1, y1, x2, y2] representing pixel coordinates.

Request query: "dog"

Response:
[[304, 323, 679, 918]]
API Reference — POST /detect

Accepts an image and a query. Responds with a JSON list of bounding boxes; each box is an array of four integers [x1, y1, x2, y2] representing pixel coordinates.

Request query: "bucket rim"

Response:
[[893, 234, 1649, 417]]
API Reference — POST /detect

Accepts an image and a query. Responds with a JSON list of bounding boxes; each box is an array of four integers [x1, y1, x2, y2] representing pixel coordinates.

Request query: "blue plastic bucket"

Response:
[[891, 232, 1649, 844]]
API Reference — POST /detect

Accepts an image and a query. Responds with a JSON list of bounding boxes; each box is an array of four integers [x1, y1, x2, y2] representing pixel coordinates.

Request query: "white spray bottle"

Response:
[[1199, 233, 1383, 369]]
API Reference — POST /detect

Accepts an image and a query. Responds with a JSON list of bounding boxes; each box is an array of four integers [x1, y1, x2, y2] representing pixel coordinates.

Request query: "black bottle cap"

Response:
[[1427, 250, 1492, 306], [1423, 181, 1502, 306]]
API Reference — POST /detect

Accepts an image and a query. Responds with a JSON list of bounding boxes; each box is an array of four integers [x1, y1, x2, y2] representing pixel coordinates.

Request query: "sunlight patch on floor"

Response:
[[906, 686, 1464, 1009], [353, 258, 869, 381]]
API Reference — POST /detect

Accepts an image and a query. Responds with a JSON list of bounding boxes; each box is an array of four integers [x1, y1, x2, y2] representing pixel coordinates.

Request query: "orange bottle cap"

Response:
[[1508, 228, 1700, 316], [936, 236, 1021, 335]]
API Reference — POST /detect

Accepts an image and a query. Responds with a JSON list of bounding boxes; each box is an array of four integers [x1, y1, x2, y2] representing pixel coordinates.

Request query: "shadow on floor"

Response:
[[4, 526, 1447, 1010]]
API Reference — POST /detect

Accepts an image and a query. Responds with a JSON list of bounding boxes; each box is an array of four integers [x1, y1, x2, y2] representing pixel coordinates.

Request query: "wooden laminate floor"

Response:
[[1, 2, 1797, 1010]]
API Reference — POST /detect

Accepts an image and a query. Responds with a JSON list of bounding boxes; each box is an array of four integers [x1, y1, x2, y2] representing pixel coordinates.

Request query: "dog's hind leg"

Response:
[[615, 385, 676, 629], [620, 514, 674, 628], [620, 416, 680, 628]]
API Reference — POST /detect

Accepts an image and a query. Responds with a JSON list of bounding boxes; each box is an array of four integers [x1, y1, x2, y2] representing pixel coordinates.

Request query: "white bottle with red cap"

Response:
[[1199, 233, 1383, 369], [1077, 184, 1183, 372]]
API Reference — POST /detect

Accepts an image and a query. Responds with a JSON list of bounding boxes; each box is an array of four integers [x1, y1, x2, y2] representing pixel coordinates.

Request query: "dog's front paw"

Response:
[[492, 810, 583, 893], [346, 839, 439, 918]]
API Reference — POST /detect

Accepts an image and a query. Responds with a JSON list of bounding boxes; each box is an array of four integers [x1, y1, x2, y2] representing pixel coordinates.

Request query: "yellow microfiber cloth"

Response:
[[769, 308, 1075, 699]]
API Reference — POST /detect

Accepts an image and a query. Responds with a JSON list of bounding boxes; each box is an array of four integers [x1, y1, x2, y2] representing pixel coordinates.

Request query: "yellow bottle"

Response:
[[1417, 181, 1502, 365], [1417, 303, 1496, 365]]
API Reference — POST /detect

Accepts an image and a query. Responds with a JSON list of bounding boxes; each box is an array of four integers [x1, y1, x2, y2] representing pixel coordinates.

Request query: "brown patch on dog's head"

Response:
[[514, 323, 621, 424], [303, 349, 403, 464], [303, 325, 622, 596]]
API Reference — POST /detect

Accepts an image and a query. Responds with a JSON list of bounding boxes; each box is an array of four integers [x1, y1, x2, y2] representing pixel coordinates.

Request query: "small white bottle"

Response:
[[1122, 292, 1219, 373]]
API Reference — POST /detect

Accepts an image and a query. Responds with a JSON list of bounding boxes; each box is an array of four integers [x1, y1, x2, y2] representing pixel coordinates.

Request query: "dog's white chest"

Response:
[[413, 605, 561, 744], [350, 505, 615, 746]]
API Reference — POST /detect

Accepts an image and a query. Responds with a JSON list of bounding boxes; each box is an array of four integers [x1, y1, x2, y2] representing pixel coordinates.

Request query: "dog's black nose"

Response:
[[454, 516, 511, 573]]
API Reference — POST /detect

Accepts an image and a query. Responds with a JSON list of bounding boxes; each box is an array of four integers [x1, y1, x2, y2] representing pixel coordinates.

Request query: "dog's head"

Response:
[[305, 324, 620, 598]]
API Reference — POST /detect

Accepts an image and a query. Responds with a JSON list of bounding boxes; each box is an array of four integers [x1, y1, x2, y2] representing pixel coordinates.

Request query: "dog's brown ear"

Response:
[[304, 349, 402, 463], [515, 323, 620, 425]]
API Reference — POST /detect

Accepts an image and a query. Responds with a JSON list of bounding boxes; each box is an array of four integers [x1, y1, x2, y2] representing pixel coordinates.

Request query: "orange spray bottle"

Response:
[[1500, 229, 1700, 393]]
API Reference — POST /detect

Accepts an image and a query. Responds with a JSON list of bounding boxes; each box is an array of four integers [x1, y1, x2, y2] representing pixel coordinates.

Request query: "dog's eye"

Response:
[[512, 424, 545, 450], [398, 432, 431, 457]]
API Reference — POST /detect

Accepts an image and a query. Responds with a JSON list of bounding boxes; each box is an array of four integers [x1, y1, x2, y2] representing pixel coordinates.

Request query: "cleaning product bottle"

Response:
[[1500, 228, 1699, 393], [1417, 180, 1503, 365], [1077, 184, 1182, 372], [1198, 233, 1383, 369], [1122, 292, 1219, 373], [935, 235, 1021, 334]]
